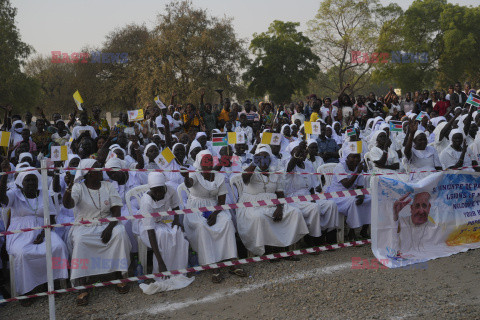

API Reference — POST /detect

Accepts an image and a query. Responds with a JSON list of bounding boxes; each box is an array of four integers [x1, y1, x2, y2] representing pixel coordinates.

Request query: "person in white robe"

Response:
[[63, 159, 131, 305], [325, 146, 371, 240], [305, 139, 324, 172], [369, 130, 406, 181], [137, 172, 194, 293], [181, 150, 243, 282], [0, 164, 68, 304], [403, 122, 442, 182], [284, 141, 339, 245], [439, 129, 475, 172], [237, 145, 309, 256]]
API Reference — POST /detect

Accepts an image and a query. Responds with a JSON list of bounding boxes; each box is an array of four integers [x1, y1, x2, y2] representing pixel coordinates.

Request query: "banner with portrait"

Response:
[[371, 172, 480, 268]]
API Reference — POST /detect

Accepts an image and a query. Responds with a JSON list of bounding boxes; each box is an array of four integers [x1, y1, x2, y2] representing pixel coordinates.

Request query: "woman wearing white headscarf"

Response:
[[237, 145, 308, 256], [51, 154, 81, 242], [280, 124, 296, 152], [284, 141, 339, 244], [325, 144, 371, 240], [403, 122, 442, 181], [161, 143, 188, 191], [368, 130, 405, 180], [181, 150, 240, 282], [305, 139, 324, 172], [10, 120, 25, 146], [439, 129, 475, 171], [187, 140, 202, 166], [331, 122, 343, 146], [63, 159, 132, 305], [136, 143, 161, 185], [0, 162, 68, 303], [139, 172, 190, 279]]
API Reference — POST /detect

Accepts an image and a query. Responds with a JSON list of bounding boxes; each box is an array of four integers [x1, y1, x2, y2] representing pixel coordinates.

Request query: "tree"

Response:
[[307, 0, 398, 96], [243, 20, 319, 103], [135, 0, 247, 106], [0, 0, 39, 111]]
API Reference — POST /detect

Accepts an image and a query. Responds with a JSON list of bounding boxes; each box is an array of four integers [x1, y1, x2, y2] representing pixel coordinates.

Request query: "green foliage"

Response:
[[0, 0, 38, 112], [243, 20, 319, 103]]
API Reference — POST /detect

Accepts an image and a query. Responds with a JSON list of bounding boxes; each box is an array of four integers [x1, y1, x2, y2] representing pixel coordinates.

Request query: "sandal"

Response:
[[116, 283, 130, 294], [229, 268, 248, 277], [211, 273, 224, 283], [76, 292, 89, 306]]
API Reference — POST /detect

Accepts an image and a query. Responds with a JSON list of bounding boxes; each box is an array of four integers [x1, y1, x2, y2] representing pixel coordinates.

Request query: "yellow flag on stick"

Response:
[[127, 109, 144, 122], [73, 90, 84, 111], [51, 146, 68, 161], [260, 132, 282, 145], [0, 131, 11, 147], [156, 147, 175, 167], [304, 121, 321, 135]]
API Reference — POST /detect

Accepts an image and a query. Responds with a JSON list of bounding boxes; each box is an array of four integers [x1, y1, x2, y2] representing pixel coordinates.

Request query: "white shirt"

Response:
[[139, 187, 180, 230]]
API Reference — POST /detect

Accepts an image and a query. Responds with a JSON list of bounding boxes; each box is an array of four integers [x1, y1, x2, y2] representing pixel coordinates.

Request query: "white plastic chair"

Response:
[[316, 163, 345, 243], [177, 183, 190, 210], [126, 184, 150, 270], [364, 152, 374, 172], [229, 174, 244, 202]]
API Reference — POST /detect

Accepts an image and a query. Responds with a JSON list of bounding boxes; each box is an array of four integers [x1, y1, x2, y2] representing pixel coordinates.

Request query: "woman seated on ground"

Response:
[[325, 147, 371, 240], [0, 161, 68, 306], [403, 121, 442, 181], [181, 150, 244, 283], [63, 159, 132, 306], [237, 145, 309, 257], [284, 141, 339, 246], [138, 172, 193, 291]]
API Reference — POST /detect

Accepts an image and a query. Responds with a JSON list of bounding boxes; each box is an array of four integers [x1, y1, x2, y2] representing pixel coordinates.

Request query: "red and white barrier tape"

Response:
[[0, 239, 371, 304], [1, 164, 478, 177], [0, 189, 370, 236]]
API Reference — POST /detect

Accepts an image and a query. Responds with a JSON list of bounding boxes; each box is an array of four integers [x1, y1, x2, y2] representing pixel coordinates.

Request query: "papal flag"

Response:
[[227, 132, 245, 145], [304, 121, 321, 135], [0, 131, 11, 147], [51, 146, 68, 161], [345, 141, 362, 154], [261, 132, 282, 145], [73, 90, 83, 111], [154, 96, 167, 109], [155, 147, 175, 167], [127, 109, 144, 122]]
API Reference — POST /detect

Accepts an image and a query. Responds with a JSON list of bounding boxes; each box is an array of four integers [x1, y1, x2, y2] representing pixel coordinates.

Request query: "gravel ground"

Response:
[[1, 244, 479, 319]]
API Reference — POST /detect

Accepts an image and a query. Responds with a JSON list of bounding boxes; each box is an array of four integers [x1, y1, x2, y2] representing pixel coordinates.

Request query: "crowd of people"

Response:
[[1, 81, 479, 307]]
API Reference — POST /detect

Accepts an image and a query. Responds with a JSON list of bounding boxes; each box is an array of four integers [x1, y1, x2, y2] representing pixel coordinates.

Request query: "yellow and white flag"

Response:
[[304, 121, 321, 135], [154, 96, 167, 109], [227, 132, 246, 145], [155, 147, 175, 167], [51, 145, 68, 161], [0, 131, 11, 147], [261, 132, 282, 145], [73, 90, 84, 111], [345, 141, 362, 154], [127, 109, 144, 122]]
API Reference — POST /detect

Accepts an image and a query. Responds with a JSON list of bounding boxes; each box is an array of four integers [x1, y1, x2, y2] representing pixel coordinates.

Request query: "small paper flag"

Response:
[[416, 111, 427, 121], [51, 146, 68, 161], [345, 141, 362, 154], [261, 132, 282, 145], [0, 131, 11, 147], [389, 121, 403, 132], [154, 96, 167, 109], [155, 147, 175, 167], [212, 133, 228, 147], [73, 90, 83, 111], [127, 109, 144, 122], [346, 126, 356, 136], [304, 121, 321, 135], [466, 93, 480, 108], [228, 132, 246, 145]]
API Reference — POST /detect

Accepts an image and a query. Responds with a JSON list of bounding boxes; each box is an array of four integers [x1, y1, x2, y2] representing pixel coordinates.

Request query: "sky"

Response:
[[12, 0, 480, 58]]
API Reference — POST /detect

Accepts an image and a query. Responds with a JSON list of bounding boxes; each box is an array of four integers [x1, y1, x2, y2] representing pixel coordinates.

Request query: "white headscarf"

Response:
[[74, 159, 97, 182], [15, 167, 41, 190], [64, 154, 80, 169], [193, 150, 212, 170], [449, 128, 464, 142], [188, 140, 202, 161], [369, 130, 387, 147], [148, 172, 166, 189], [105, 157, 126, 169], [307, 139, 317, 147], [281, 124, 290, 136], [195, 132, 207, 141], [255, 144, 274, 158], [19, 152, 33, 164], [12, 120, 24, 133], [192, 150, 222, 191]]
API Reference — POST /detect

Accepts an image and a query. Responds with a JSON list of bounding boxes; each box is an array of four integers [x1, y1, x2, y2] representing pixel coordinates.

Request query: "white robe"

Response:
[[6, 190, 68, 294], [284, 162, 339, 236], [326, 163, 371, 229], [237, 171, 309, 255], [68, 181, 131, 282], [403, 146, 441, 181], [139, 190, 189, 272], [183, 172, 237, 265], [439, 145, 474, 171]]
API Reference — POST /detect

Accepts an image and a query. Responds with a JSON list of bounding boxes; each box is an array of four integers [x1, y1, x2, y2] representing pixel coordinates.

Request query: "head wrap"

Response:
[[173, 111, 181, 118], [449, 128, 464, 142], [64, 154, 80, 169], [414, 130, 427, 139], [172, 143, 184, 153], [379, 123, 389, 131], [143, 143, 159, 158], [281, 124, 290, 136], [370, 130, 387, 146], [109, 144, 121, 150], [430, 116, 446, 127], [195, 132, 207, 140], [148, 172, 166, 189], [12, 120, 24, 133], [285, 140, 301, 154], [15, 167, 41, 190], [105, 157, 126, 169], [74, 159, 97, 182], [18, 152, 33, 164], [188, 140, 202, 159], [255, 144, 274, 158], [193, 150, 213, 170], [385, 116, 392, 123]]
